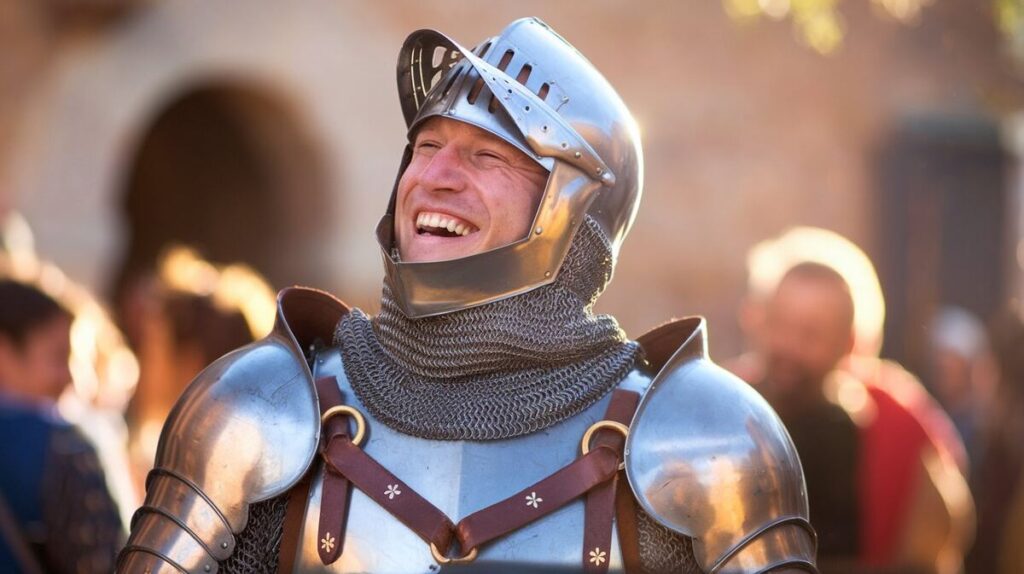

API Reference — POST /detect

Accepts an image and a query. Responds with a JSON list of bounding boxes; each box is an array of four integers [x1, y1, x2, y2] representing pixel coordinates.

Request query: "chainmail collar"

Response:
[[334, 217, 640, 440]]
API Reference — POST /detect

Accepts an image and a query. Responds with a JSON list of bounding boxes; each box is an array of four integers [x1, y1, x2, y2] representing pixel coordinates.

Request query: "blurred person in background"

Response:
[[0, 279, 124, 573], [926, 306, 995, 470], [120, 246, 274, 485], [731, 226, 974, 574], [742, 262, 862, 567], [968, 304, 1024, 574]]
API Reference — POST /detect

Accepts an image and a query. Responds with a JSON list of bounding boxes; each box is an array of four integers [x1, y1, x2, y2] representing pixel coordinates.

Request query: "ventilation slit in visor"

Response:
[[486, 50, 517, 113], [441, 66, 462, 99]]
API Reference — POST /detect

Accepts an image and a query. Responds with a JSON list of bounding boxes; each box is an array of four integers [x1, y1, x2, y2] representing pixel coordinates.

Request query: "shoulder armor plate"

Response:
[[119, 287, 348, 573], [625, 318, 817, 573]]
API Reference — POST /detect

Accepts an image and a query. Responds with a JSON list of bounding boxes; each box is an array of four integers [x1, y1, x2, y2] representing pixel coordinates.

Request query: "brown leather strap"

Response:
[[455, 445, 620, 552], [582, 389, 641, 573], [583, 474, 618, 573], [315, 377, 352, 565], [614, 476, 642, 573], [322, 437, 456, 553], [277, 475, 311, 574]]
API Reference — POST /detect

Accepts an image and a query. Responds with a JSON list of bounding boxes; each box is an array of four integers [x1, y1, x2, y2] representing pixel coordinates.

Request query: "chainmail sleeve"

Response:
[[635, 507, 705, 573], [220, 494, 289, 574]]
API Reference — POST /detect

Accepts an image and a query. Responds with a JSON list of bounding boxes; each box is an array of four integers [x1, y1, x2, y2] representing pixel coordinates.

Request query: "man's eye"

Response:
[[415, 140, 441, 151], [477, 150, 506, 162]]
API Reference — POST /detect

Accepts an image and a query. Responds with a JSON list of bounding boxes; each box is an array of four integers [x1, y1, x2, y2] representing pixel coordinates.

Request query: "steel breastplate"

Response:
[[288, 346, 651, 574]]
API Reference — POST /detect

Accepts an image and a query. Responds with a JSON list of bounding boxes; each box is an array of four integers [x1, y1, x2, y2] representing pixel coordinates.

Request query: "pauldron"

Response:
[[117, 288, 347, 573]]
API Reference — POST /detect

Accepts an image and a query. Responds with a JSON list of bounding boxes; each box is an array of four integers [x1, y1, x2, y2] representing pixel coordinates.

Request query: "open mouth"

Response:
[[415, 211, 478, 238]]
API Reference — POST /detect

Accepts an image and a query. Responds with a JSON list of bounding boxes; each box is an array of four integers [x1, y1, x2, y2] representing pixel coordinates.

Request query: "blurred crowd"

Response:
[[0, 210, 1021, 573]]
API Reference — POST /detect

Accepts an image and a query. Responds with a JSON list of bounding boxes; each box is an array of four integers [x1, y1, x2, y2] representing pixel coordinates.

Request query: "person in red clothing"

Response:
[[729, 226, 974, 574]]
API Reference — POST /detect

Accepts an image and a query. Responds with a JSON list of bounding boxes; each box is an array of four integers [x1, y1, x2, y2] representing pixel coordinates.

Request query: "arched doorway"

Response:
[[114, 82, 332, 301]]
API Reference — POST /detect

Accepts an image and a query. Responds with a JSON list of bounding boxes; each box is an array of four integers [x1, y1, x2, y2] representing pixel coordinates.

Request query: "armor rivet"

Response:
[[562, 95, 569, 102], [574, 151, 582, 158], [596, 168, 604, 175], [221, 541, 229, 549], [542, 125, 548, 132], [525, 105, 531, 112], [545, 271, 551, 278], [204, 566, 211, 572], [534, 227, 543, 235]]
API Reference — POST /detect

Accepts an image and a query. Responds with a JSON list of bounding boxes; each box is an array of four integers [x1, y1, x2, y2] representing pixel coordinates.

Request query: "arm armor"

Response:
[[625, 318, 818, 573], [117, 288, 348, 573]]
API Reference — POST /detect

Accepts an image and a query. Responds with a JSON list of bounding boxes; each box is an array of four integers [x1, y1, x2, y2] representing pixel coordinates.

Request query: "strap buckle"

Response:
[[321, 405, 367, 446], [580, 420, 629, 471], [430, 542, 478, 564]]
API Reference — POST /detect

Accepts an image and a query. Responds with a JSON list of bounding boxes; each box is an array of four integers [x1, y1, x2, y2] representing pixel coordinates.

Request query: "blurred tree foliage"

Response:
[[722, 0, 1016, 55]]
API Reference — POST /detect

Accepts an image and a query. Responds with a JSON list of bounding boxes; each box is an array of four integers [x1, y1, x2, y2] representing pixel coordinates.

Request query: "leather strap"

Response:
[[276, 475, 311, 574], [314, 384, 642, 569], [316, 377, 353, 564], [582, 473, 618, 572], [583, 389, 641, 573], [322, 437, 457, 553], [454, 445, 621, 552], [614, 475, 642, 573]]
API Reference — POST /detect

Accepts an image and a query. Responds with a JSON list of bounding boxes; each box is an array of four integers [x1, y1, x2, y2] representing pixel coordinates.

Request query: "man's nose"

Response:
[[419, 145, 467, 192]]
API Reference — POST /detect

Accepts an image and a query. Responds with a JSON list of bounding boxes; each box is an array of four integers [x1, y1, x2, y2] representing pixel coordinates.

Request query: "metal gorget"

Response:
[[285, 346, 652, 574]]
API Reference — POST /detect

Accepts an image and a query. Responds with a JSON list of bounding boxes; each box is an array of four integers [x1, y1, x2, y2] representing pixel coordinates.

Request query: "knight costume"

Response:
[[118, 18, 818, 574]]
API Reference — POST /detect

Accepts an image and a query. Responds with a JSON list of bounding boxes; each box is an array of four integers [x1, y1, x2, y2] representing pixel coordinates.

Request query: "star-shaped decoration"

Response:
[[589, 547, 607, 565], [321, 532, 336, 553], [385, 484, 402, 500], [525, 491, 543, 509]]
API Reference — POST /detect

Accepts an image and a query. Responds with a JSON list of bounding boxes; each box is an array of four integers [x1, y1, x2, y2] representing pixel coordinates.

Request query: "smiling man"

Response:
[[119, 18, 818, 574]]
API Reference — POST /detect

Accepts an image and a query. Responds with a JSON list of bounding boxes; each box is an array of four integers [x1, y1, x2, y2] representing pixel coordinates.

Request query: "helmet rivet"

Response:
[[574, 151, 582, 158], [542, 125, 549, 132], [544, 271, 551, 278], [535, 227, 543, 235]]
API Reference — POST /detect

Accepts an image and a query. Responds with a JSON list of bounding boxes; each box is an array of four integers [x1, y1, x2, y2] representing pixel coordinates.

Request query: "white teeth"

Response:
[[415, 211, 477, 236]]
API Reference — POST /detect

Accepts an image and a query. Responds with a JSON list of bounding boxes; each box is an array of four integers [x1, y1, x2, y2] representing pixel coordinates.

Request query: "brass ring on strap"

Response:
[[320, 405, 367, 446], [581, 420, 630, 471], [430, 542, 478, 564]]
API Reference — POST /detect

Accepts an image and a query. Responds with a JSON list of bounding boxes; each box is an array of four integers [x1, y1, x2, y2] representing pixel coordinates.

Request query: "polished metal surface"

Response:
[[384, 17, 644, 318], [119, 291, 325, 573], [624, 318, 817, 573], [117, 548, 190, 574], [124, 511, 218, 574], [285, 348, 653, 573]]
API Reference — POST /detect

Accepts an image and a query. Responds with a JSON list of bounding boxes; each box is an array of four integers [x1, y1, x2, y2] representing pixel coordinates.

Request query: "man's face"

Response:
[[395, 117, 549, 263], [0, 315, 73, 403], [761, 275, 854, 399]]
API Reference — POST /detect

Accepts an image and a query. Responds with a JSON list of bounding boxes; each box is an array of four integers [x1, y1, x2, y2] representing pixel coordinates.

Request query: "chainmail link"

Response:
[[636, 509, 704, 573], [220, 494, 288, 574], [335, 217, 641, 440]]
